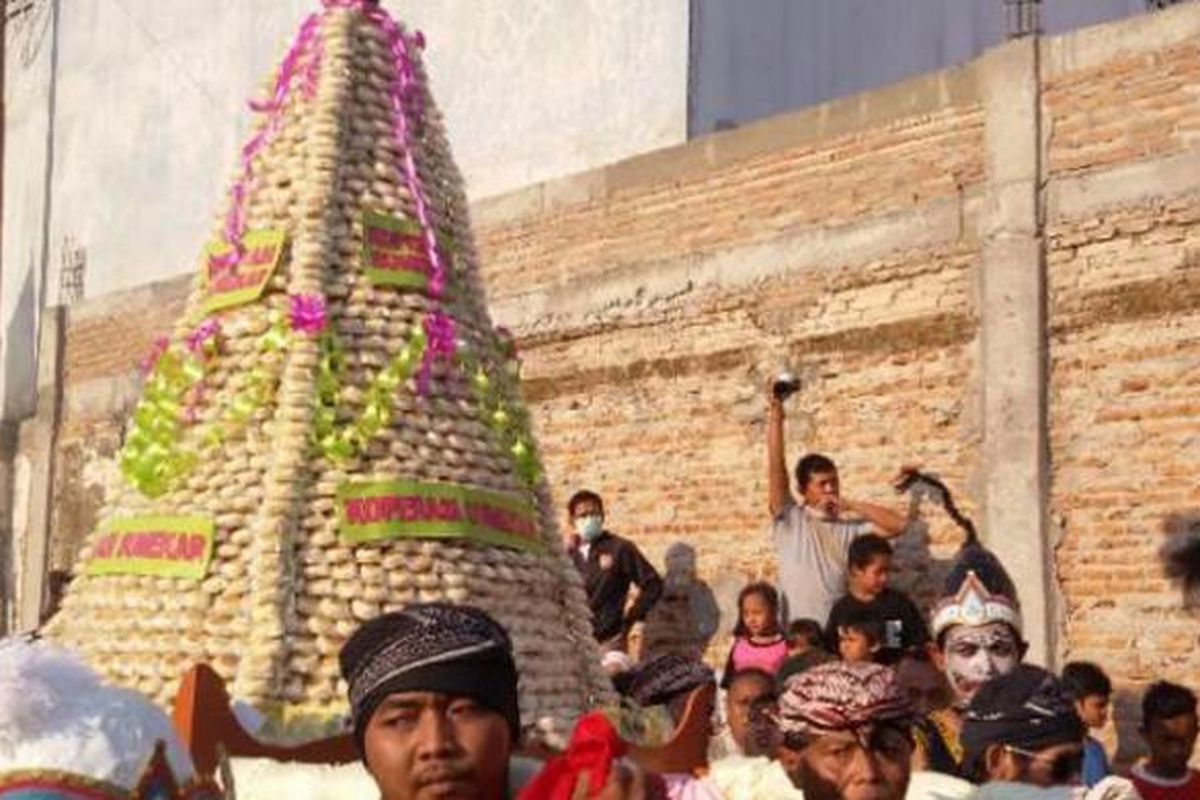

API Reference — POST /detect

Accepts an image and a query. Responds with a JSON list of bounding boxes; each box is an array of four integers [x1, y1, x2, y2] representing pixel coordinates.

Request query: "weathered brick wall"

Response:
[[1039, 6, 1200, 760], [473, 68, 990, 664]]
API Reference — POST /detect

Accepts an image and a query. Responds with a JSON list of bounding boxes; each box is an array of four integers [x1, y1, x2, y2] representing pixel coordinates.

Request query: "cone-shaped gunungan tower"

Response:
[[45, 0, 612, 740]]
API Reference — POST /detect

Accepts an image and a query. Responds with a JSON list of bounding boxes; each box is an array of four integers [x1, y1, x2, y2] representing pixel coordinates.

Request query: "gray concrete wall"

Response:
[[11, 0, 688, 301]]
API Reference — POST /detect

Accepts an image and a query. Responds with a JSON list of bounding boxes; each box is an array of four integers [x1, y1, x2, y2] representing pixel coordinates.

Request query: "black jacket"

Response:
[[570, 531, 664, 642], [824, 587, 930, 664]]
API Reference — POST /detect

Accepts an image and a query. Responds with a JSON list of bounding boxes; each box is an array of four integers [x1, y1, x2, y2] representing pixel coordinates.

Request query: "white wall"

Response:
[[0, 0, 688, 418]]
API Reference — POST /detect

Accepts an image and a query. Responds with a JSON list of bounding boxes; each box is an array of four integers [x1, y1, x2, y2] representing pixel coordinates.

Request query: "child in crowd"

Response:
[[1062, 660, 1112, 787], [722, 582, 788, 684], [824, 533, 929, 664], [1130, 680, 1200, 800], [786, 618, 824, 656], [834, 608, 883, 664]]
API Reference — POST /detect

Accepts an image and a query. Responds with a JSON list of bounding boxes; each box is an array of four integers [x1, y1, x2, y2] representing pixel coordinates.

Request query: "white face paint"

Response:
[[942, 622, 1021, 705]]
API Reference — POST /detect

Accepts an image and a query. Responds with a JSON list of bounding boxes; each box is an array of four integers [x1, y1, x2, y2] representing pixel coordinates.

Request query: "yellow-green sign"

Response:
[[202, 229, 286, 313], [337, 480, 541, 552], [363, 209, 452, 290], [85, 515, 215, 580]]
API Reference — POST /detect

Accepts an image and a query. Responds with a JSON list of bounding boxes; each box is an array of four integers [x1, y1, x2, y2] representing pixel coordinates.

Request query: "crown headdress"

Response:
[[930, 570, 1022, 637]]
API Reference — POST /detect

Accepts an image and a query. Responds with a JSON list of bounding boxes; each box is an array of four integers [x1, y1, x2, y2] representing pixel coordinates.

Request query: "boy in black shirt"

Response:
[[824, 533, 929, 664]]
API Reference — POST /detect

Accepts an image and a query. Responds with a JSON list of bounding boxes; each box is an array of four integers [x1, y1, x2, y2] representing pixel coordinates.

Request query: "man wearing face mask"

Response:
[[566, 490, 663, 654]]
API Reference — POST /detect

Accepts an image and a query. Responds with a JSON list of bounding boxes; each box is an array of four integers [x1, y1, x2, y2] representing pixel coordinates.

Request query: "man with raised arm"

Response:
[[765, 379, 910, 623]]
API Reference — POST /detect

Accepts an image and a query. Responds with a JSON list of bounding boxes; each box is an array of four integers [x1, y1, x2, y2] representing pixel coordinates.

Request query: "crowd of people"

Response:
[[1, 385, 1198, 800], [542, 384, 1200, 798]]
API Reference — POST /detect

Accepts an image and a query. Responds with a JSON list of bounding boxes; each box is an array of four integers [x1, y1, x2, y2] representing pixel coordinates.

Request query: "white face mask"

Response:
[[574, 515, 603, 542], [943, 622, 1021, 705]]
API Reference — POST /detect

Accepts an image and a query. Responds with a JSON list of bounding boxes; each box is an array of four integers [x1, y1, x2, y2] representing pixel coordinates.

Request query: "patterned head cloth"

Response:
[[778, 661, 911, 744], [960, 664, 1085, 781], [339, 603, 520, 749], [623, 653, 715, 708]]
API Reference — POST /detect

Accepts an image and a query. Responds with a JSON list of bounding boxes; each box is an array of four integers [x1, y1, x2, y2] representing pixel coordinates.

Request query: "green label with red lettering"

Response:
[[85, 516, 215, 580], [201, 229, 286, 313], [362, 209, 452, 290], [337, 480, 541, 552]]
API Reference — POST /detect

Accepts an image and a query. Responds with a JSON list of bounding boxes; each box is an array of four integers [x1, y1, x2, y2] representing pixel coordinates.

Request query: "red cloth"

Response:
[[1130, 766, 1200, 800], [518, 712, 628, 800]]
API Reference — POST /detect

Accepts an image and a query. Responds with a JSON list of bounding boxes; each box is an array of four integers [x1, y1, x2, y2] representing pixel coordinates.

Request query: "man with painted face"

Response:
[[566, 490, 663, 653], [914, 542, 1028, 777]]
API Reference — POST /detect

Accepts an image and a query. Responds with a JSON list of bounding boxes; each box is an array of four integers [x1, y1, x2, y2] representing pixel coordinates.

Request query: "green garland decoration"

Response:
[[119, 348, 206, 498], [459, 341, 541, 489], [119, 312, 292, 498], [311, 323, 427, 462]]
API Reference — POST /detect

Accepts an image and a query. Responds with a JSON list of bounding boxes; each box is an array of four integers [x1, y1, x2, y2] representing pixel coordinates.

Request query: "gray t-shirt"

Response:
[[771, 502, 871, 624]]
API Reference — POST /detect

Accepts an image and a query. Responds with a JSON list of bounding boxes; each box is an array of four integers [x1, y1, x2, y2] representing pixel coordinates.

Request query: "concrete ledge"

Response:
[[1042, 2, 1200, 79], [66, 273, 191, 323], [490, 193, 981, 333], [473, 64, 980, 228], [1047, 147, 1200, 221]]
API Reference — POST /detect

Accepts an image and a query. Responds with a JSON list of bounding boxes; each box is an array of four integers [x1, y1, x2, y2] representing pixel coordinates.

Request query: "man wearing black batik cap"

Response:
[[339, 603, 521, 800], [960, 664, 1140, 799]]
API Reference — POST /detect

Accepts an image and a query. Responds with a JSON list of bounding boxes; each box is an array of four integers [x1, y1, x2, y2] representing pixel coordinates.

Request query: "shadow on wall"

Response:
[[642, 542, 721, 662], [4, 271, 38, 420], [638, 472, 981, 669], [1160, 509, 1200, 609], [1112, 685, 1146, 768]]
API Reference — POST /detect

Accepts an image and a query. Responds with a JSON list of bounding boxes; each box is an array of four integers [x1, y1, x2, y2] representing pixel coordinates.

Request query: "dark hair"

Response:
[[733, 582, 781, 637], [839, 608, 884, 645], [848, 534, 894, 571], [1143, 681, 1197, 726], [727, 667, 778, 697], [567, 489, 603, 517], [1061, 661, 1112, 701], [795, 453, 837, 490], [787, 618, 824, 647]]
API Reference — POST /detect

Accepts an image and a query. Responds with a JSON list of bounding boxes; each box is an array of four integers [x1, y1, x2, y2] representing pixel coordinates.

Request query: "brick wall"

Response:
[[35, 3, 1200, 756], [1037, 8, 1200, 758]]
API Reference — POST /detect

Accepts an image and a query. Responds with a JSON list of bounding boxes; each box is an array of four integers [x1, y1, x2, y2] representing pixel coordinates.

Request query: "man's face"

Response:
[[849, 556, 890, 599], [939, 623, 1021, 705], [1075, 694, 1109, 730], [726, 674, 777, 755], [1143, 712, 1199, 779], [988, 741, 1084, 788], [786, 725, 913, 800], [363, 691, 511, 800], [895, 657, 951, 717], [802, 470, 841, 517]]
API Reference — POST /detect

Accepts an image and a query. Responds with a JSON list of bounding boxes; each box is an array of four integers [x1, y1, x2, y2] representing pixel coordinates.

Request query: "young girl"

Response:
[[722, 582, 788, 685]]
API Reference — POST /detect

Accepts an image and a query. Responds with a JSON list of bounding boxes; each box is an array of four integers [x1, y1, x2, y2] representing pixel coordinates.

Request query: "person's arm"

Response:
[[901, 592, 930, 649], [842, 498, 908, 538], [623, 543, 664, 625], [767, 382, 791, 518]]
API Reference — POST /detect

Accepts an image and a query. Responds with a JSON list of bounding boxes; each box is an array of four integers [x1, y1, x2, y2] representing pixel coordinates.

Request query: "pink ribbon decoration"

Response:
[[185, 318, 222, 354], [418, 311, 457, 394], [138, 336, 170, 376], [289, 293, 328, 335], [216, 12, 324, 269], [363, 6, 453, 393]]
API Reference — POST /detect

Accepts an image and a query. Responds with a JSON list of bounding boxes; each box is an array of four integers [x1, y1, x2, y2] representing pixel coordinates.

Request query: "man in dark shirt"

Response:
[[824, 533, 929, 664], [565, 490, 663, 654]]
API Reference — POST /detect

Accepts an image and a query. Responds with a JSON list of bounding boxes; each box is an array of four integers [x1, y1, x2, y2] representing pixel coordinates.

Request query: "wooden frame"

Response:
[[171, 663, 713, 781], [171, 664, 358, 779]]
